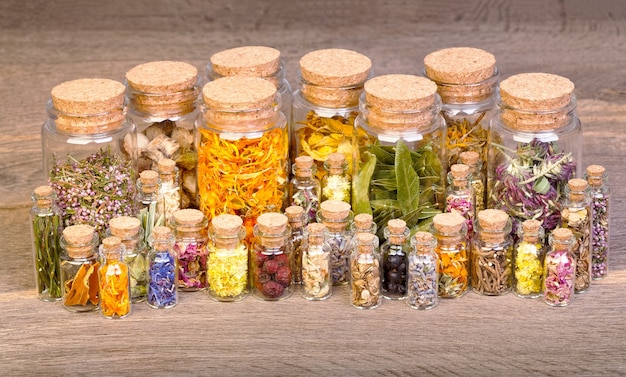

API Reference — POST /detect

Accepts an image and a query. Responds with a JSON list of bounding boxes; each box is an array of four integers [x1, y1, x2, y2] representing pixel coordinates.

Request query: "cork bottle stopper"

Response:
[[294, 155, 314, 178], [173, 209, 206, 235], [140, 170, 159, 194], [433, 212, 465, 234], [63, 224, 96, 258], [450, 164, 470, 187], [354, 213, 374, 231], [158, 158, 177, 174], [109, 216, 141, 238], [521, 219, 542, 243], [459, 151, 480, 167], [102, 236, 123, 259], [477, 209, 509, 243], [387, 219, 407, 245], [33, 185, 54, 209], [306, 222, 327, 246], [320, 200, 352, 232], [257, 213, 289, 248], [152, 225, 172, 251], [568, 178, 587, 202], [326, 152, 346, 175], [586, 165, 605, 187], [285, 206, 305, 228], [356, 232, 376, 254], [412, 231, 435, 253], [210, 46, 281, 84], [211, 214, 243, 249], [552, 228, 573, 251]]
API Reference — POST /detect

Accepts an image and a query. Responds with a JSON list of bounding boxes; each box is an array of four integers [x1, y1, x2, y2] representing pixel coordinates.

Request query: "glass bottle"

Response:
[[285, 205, 306, 285], [585, 165, 610, 280], [42, 78, 137, 239], [197, 76, 289, 243], [350, 232, 381, 310], [30, 185, 63, 302], [513, 219, 545, 298], [147, 226, 178, 309], [488, 73, 581, 235], [354, 74, 446, 238], [350, 213, 377, 235], [207, 214, 249, 302], [60, 224, 99, 312], [459, 151, 486, 212], [108, 216, 147, 303], [289, 155, 321, 224], [561, 178, 592, 293], [445, 163, 475, 238], [98, 236, 131, 319], [156, 158, 181, 225], [135, 169, 163, 246], [471, 209, 513, 296], [251, 213, 293, 301], [407, 231, 439, 310], [125, 61, 200, 209], [292, 48, 372, 182], [171, 209, 209, 291], [543, 228, 576, 307], [300, 223, 332, 301], [432, 212, 469, 298], [381, 219, 410, 300], [321, 152, 351, 204], [318, 200, 353, 286]]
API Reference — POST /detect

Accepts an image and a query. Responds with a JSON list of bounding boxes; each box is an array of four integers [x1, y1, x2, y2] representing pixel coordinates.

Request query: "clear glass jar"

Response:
[[459, 151, 486, 212], [136, 169, 159, 211], [585, 165, 610, 280], [156, 158, 181, 225], [381, 219, 410, 300], [353, 74, 445, 239], [43, 78, 137, 239], [407, 231, 439, 310], [125, 61, 200, 209], [561, 179, 592, 293], [60, 224, 100, 312], [289, 156, 321, 224], [318, 200, 353, 286], [108, 216, 147, 303], [543, 228, 576, 307], [171, 209, 209, 291], [513, 219, 545, 298], [98, 236, 131, 319], [251, 213, 293, 301], [30, 185, 63, 302], [445, 164, 476, 237], [207, 214, 249, 302], [432, 212, 469, 298], [471, 209, 513, 296], [147, 226, 178, 309], [488, 73, 581, 235], [285, 205, 306, 285], [300, 223, 332, 301], [321, 152, 351, 204], [350, 232, 381, 309], [197, 76, 289, 243]]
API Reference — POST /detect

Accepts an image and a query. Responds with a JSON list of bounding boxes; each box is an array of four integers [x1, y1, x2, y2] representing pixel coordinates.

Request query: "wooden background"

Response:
[[1, 1, 625, 375]]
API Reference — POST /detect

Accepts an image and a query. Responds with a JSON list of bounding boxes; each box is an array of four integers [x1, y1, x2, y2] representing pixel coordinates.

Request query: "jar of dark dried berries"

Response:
[[381, 219, 409, 300]]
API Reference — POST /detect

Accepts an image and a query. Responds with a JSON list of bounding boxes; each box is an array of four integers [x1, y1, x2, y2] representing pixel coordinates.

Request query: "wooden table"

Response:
[[1, 1, 625, 375]]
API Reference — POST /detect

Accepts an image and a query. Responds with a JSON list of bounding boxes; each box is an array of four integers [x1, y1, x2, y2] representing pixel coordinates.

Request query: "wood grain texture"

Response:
[[1, 1, 626, 375]]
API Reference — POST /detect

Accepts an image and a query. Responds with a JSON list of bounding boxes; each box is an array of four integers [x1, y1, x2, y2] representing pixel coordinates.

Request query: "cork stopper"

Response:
[[449, 164, 470, 187], [586, 165, 606, 187], [306, 222, 327, 246], [568, 178, 588, 202], [151, 225, 173, 251], [172, 209, 207, 236], [325, 152, 346, 175], [210, 46, 281, 84], [356, 232, 377, 254], [158, 158, 177, 174], [477, 209, 510, 243], [33, 185, 54, 209], [521, 219, 543, 244], [139, 170, 159, 194], [63, 224, 96, 258], [433, 212, 465, 235], [109, 216, 141, 238], [256, 212, 289, 248], [353, 213, 374, 231], [459, 151, 480, 167], [285, 206, 305, 228], [551, 228, 574, 251], [320, 200, 351, 232], [387, 219, 407, 245], [412, 231, 436, 254], [102, 236, 123, 259], [294, 155, 314, 178], [211, 214, 244, 249]]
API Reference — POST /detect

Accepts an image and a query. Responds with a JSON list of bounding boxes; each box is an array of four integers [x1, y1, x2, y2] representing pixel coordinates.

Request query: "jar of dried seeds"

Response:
[[381, 219, 409, 300], [301, 223, 332, 301], [318, 200, 353, 286], [285, 205, 306, 284], [407, 231, 439, 310], [561, 178, 591, 293], [350, 232, 381, 309]]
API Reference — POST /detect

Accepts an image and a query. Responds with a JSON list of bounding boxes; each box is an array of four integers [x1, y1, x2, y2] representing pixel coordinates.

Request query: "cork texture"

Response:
[[202, 76, 276, 111], [210, 46, 280, 78], [450, 164, 470, 179], [586, 164, 605, 177], [413, 231, 436, 253], [424, 47, 496, 84], [552, 227, 573, 242], [326, 152, 345, 167], [285, 205, 305, 220], [500, 73, 574, 111], [307, 222, 327, 235], [477, 209, 509, 231], [126, 61, 198, 94], [173, 209, 206, 226], [102, 236, 121, 250], [320, 200, 351, 220], [433, 212, 465, 233], [387, 219, 406, 234], [211, 214, 243, 237], [109, 216, 141, 238], [299, 48, 371, 87], [568, 178, 588, 192], [364, 74, 437, 111], [522, 219, 542, 234], [34, 185, 54, 198], [459, 151, 479, 166], [51, 78, 125, 114], [152, 226, 172, 240], [257, 212, 288, 234], [158, 158, 176, 174], [63, 224, 95, 245], [356, 232, 376, 253], [353, 213, 373, 230], [139, 170, 159, 185]]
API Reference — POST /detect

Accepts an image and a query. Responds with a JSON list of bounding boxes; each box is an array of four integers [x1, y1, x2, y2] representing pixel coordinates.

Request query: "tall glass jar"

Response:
[[251, 213, 293, 301], [561, 178, 592, 293], [543, 228, 576, 307], [289, 155, 321, 224], [30, 185, 63, 302], [197, 77, 289, 243], [471, 209, 513, 296], [353, 74, 445, 238], [285, 205, 306, 285], [108, 216, 147, 303], [156, 158, 181, 225], [350, 232, 382, 310], [513, 219, 545, 298], [381, 219, 410, 300], [60, 224, 100, 312], [321, 152, 351, 204], [488, 73, 581, 235], [207, 214, 249, 302], [171, 209, 209, 291], [585, 165, 610, 280], [147, 226, 178, 309], [43, 78, 137, 239], [407, 231, 439, 310], [318, 200, 353, 286], [125, 61, 200, 209], [98, 236, 131, 319], [300, 223, 332, 301], [445, 163, 475, 238], [292, 48, 372, 182], [432, 212, 469, 298], [459, 151, 485, 212]]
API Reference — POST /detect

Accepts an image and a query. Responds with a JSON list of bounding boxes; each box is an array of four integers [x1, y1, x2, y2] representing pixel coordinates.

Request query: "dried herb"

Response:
[[207, 243, 248, 298], [514, 241, 544, 297], [99, 261, 131, 317], [470, 245, 513, 295], [437, 244, 469, 298], [32, 212, 63, 300], [543, 249, 575, 306], [147, 251, 177, 308], [445, 114, 489, 168], [301, 244, 331, 299], [175, 240, 208, 290], [590, 194, 609, 279], [562, 207, 591, 293], [406, 253, 438, 309], [63, 261, 100, 308]]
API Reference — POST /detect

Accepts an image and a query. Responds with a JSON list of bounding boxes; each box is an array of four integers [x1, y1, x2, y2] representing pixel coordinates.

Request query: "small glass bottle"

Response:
[[561, 178, 592, 293], [207, 214, 249, 302], [459, 151, 486, 212], [125, 61, 200, 209], [445, 164, 476, 237], [251, 213, 293, 301], [432, 212, 469, 298], [543, 228, 576, 307], [108, 216, 147, 303], [285, 205, 306, 284], [98, 236, 131, 319], [60, 224, 100, 312], [318, 200, 353, 286], [30, 185, 63, 302], [350, 232, 382, 310], [350, 213, 377, 235], [300, 223, 332, 301], [289, 155, 321, 224], [585, 165, 610, 280], [407, 231, 439, 310], [147, 226, 178, 309], [156, 158, 181, 225], [471, 209, 513, 296], [171, 209, 209, 291], [321, 152, 351, 204], [381, 219, 410, 300], [513, 219, 545, 298]]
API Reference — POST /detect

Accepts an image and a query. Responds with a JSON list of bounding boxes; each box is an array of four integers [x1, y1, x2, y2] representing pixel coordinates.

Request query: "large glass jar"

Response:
[[350, 232, 382, 310], [407, 231, 439, 310], [42, 78, 137, 239], [289, 155, 321, 224], [318, 200, 353, 286], [585, 165, 610, 280], [125, 61, 200, 209], [285, 205, 306, 285], [543, 228, 576, 307], [108, 216, 147, 303], [513, 219, 545, 298], [98, 236, 131, 319], [60, 224, 100, 312], [561, 178, 591, 294], [197, 77, 289, 242], [171, 209, 209, 291], [488, 73, 581, 235], [353, 74, 446, 238], [432, 212, 469, 298], [147, 226, 178, 309], [300, 223, 332, 301], [380, 219, 409, 300]]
